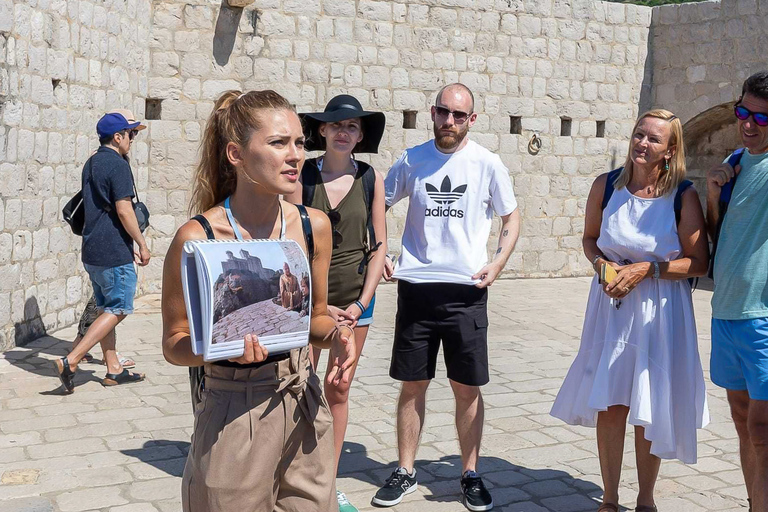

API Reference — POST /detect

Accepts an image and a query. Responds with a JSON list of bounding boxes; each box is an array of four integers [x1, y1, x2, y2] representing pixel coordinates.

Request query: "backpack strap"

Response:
[[720, 148, 745, 204], [601, 168, 623, 210], [674, 180, 694, 224], [357, 161, 381, 274], [295, 204, 315, 263], [709, 148, 747, 280], [301, 158, 320, 207], [191, 215, 215, 240]]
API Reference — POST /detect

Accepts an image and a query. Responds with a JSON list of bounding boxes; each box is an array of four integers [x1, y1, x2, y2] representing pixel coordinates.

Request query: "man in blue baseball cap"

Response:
[[54, 112, 150, 393]]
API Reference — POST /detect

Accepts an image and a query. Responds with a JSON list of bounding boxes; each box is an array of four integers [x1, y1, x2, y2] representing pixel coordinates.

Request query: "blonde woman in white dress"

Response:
[[551, 110, 710, 512]]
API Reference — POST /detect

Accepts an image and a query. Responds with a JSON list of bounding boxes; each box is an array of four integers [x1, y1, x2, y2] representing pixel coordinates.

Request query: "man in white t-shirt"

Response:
[[371, 84, 520, 512]]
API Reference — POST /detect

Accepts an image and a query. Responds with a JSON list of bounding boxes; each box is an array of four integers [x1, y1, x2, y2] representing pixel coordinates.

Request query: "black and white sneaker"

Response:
[[371, 467, 418, 507], [460, 470, 493, 511]]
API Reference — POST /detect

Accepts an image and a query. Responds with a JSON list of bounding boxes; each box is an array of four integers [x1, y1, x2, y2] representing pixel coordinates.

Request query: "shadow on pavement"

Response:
[[7, 299, 102, 394], [340, 441, 609, 510], [121, 440, 191, 477], [7, 296, 129, 394]]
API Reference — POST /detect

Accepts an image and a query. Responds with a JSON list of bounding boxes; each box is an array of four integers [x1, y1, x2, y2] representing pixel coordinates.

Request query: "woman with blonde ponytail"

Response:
[[551, 110, 710, 512], [161, 89, 356, 512]]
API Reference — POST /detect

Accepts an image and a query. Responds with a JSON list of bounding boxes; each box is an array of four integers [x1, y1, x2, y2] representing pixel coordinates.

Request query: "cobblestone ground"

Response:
[[0, 278, 749, 512], [212, 299, 308, 344]]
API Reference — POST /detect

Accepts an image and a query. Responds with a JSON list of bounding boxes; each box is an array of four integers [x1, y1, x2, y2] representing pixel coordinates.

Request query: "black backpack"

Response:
[[708, 148, 746, 280], [301, 158, 381, 274], [62, 159, 93, 236]]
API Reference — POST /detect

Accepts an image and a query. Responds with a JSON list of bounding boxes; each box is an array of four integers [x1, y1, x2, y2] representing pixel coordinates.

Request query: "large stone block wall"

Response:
[[0, 0, 658, 348], [652, 0, 768, 124], [144, 0, 653, 290], [650, 0, 768, 199], [0, 0, 153, 349]]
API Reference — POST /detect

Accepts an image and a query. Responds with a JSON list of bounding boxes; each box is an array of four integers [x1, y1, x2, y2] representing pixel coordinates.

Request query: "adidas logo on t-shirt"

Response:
[[425, 176, 466, 218]]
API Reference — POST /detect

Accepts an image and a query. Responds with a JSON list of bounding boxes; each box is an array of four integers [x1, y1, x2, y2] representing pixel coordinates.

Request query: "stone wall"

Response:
[[0, 0, 658, 348], [0, 0, 152, 349], [144, 0, 654, 288], [651, 0, 768, 123], [651, 0, 768, 188]]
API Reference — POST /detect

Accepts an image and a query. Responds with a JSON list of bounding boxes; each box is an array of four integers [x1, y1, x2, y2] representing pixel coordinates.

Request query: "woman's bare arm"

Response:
[[583, 173, 609, 271], [161, 221, 208, 367], [658, 187, 709, 278], [356, 170, 387, 308], [305, 208, 342, 349]]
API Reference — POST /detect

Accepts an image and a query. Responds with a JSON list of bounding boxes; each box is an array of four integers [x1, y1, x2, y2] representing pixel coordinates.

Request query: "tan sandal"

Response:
[[598, 504, 619, 512]]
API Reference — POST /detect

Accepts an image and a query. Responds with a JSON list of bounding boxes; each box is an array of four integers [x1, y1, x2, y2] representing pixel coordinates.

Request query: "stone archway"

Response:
[[683, 102, 741, 199]]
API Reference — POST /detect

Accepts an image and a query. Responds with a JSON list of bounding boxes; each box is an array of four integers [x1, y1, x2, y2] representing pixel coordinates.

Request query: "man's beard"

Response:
[[434, 124, 468, 150]]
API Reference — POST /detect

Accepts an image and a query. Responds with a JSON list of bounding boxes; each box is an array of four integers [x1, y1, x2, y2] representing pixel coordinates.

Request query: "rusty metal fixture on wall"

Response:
[[227, 0, 254, 7], [528, 133, 542, 155]]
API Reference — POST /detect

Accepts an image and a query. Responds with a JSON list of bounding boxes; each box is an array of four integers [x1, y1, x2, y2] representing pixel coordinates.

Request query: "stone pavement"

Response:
[[0, 278, 749, 512], [212, 298, 308, 344]]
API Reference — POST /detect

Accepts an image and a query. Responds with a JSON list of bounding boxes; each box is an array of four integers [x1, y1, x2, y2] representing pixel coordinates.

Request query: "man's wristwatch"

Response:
[[652, 261, 660, 279]]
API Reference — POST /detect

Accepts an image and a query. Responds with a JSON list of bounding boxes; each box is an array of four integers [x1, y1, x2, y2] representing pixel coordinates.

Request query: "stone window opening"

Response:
[[596, 120, 605, 138], [146, 99, 163, 120], [560, 117, 572, 137], [510, 116, 522, 135], [403, 110, 417, 129]]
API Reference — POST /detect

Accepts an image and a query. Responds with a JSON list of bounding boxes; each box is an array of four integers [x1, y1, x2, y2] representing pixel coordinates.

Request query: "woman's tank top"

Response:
[[304, 157, 367, 308]]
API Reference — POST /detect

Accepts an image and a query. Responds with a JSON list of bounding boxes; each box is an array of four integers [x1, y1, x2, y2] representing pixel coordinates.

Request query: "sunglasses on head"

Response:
[[327, 209, 343, 249], [434, 106, 471, 124], [734, 103, 768, 127]]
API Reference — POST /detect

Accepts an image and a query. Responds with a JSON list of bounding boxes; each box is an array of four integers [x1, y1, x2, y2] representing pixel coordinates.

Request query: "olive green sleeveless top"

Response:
[[307, 159, 367, 308]]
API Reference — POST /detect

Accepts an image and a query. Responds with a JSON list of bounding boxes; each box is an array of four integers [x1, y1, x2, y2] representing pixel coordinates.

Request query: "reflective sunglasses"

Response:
[[327, 209, 343, 249], [734, 104, 768, 127], [434, 106, 471, 124]]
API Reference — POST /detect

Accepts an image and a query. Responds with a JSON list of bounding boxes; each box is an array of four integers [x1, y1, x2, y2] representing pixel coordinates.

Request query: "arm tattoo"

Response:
[[496, 247, 502, 254], [502, 229, 509, 237]]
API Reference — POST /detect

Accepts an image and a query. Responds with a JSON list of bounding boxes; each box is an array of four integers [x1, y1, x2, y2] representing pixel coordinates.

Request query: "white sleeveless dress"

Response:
[[550, 186, 710, 463]]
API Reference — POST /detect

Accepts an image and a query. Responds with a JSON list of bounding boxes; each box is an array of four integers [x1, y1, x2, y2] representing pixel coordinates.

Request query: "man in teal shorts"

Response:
[[707, 71, 768, 512]]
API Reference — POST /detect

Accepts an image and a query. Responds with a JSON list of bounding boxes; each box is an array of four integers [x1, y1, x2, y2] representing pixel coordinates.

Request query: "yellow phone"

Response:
[[600, 262, 618, 284]]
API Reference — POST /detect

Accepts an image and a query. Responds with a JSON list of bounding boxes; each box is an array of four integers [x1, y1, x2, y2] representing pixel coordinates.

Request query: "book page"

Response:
[[188, 239, 311, 362]]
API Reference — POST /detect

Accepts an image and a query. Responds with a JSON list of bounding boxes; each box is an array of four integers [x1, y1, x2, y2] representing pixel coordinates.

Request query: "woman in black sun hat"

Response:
[[287, 95, 387, 512]]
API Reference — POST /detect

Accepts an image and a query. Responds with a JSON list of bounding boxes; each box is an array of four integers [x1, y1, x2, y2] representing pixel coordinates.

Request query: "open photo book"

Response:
[[181, 239, 311, 362]]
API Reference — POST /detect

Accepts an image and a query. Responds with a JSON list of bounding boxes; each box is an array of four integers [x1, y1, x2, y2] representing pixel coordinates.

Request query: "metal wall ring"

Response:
[[528, 133, 542, 155]]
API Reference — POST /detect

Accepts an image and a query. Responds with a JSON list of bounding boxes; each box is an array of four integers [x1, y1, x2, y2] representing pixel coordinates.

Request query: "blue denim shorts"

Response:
[[357, 294, 376, 327], [84, 263, 137, 315], [711, 317, 768, 400]]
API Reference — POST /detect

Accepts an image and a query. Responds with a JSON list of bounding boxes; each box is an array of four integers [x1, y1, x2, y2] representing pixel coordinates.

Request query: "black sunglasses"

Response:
[[434, 106, 471, 124], [735, 103, 768, 127], [327, 209, 343, 249], [128, 129, 139, 140]]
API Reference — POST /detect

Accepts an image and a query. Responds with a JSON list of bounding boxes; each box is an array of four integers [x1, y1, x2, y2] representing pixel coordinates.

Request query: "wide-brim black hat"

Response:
[[300, 95, 385, 153]]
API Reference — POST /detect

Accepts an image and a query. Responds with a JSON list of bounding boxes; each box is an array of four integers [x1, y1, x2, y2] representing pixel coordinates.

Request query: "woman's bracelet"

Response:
[[353, 300, 366, 314], [591, 253, 604, 271]]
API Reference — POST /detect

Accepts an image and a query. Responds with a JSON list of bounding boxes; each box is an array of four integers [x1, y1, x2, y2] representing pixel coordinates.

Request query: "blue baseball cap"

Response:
[[96, 113, 141, 138]]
